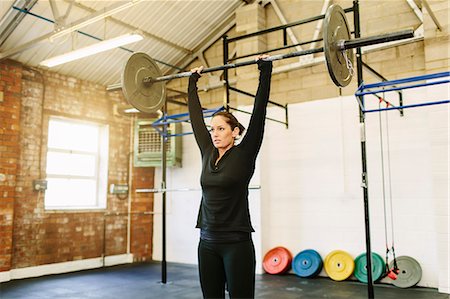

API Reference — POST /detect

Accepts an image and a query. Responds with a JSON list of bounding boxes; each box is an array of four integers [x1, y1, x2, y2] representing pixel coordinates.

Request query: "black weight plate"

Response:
[[323, 4, 354, 87], [121, 52, 165, 113]]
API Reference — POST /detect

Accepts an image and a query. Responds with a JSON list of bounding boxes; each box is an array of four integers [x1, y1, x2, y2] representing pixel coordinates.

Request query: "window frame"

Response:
[[44, 116, 109, 211]]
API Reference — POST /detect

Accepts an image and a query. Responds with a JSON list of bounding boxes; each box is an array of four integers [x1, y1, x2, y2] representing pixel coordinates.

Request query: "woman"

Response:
[[188, 55, 272, 299]]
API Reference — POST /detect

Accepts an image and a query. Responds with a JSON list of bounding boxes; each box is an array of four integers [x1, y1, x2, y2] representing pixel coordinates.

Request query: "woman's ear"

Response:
[[232, 126, 240, 138]]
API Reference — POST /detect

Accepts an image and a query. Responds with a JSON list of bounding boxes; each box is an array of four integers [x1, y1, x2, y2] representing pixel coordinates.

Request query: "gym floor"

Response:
[[1, 262, 447, 299]]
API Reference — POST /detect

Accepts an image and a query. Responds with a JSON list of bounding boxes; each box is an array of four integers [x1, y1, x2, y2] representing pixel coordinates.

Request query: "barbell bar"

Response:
[[136, 185, 261, 193], [121, 4, 414, 113]]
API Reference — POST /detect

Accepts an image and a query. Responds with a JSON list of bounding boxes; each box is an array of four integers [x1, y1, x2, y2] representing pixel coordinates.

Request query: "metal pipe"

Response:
[[356, 80, 450, 96], [146, 47, 323, 83], [357, 71, 450, 90], [228, 107, 287, 126], [161, 104, 168, 284], [341, 29, 414, 50], [228, 86, 285, 108], [363, 100, 450, 113], [229, 38, 323, 62], [353, 1, 374, 298], [223, 35, 230, 112], [136, 185, 261, 193], [126, 116, 135, 254], [227, 6, 354, 42]]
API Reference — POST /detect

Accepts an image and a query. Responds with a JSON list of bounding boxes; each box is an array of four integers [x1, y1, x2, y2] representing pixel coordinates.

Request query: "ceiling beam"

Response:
[[49, 0, 73, 28], [171, 12, 238, 76], [0, 0, 143, 60], [0, 0, 38, 47], [422, 0, 443, 31], [65, 0, 191, 54]]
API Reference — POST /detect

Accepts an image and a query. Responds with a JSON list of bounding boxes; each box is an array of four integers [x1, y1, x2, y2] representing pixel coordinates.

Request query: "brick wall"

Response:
[[0, 60, 154, 272], [0, 60, 22, 271], [130, 167, 154, 261]]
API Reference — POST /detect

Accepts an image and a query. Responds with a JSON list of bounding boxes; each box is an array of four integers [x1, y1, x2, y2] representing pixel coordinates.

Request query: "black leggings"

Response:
[[198, 239, 256, 299]]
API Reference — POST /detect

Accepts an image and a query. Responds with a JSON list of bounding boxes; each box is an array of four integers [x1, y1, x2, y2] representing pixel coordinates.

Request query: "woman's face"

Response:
[[210, 115, 239, 151]]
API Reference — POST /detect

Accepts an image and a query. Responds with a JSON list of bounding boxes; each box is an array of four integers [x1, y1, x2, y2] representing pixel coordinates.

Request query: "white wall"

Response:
[[152, 83, 449, 293]]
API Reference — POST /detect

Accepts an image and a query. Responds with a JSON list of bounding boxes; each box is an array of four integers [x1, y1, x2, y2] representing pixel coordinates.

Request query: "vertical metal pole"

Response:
[[161, 103, 168, 284], [223, 35, 230, 111], [102, 215, 106, 267], [283, 28, 288, 46], [354, 1, 374, 298], [285, 104, 289, 129], [399, 92, 404, 117]]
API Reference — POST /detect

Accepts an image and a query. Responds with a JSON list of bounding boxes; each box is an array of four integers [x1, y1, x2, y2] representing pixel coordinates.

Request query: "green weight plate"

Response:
[[354, 252, 385, 283], [121, 52, 166, 113], [323, 4, 354, 87], [389, 256, 422, 288], [374, 253, 387, 277]]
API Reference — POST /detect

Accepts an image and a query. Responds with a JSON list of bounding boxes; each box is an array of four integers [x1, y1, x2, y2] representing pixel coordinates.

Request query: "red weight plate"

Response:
[[263, 247, 293, 274]]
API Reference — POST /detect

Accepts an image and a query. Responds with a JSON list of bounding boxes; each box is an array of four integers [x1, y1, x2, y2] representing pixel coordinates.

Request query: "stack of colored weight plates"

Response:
[[354, 252, 385, 283], [324, 250, 355, 281], [292, 249, 323, 278], [263, 247, 293, 274], [389, 256, 422, 288]]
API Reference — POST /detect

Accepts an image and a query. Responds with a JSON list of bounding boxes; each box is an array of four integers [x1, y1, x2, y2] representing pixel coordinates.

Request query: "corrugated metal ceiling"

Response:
[[0, 0, 246, 87]]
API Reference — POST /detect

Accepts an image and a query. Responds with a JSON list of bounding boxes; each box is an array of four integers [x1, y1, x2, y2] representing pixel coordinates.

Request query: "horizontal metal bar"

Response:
[[136, 185, 261, 193], [356, 79, 450, 96], [358, 71, 450, 90], [167, 98, 188, 107], [152, 107, 223, 126], [363, 100, 450, 113], [229, 38, 323, 62], [228, 86, 285, 108], [163, 132, 193, 138], [146, 47, 324, 83], [227, 6, 354, 42], [228, 107, 287, 126], [153, 117, 191, 127], [104, 211, 155, 216], [146, 30, 413, 84], [342, 29, 414, 50]]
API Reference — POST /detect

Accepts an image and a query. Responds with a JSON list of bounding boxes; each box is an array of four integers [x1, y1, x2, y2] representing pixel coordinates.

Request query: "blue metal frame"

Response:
[[152, 106, 225, 137], [356, 72, 450, 113], [363, 100, 450, 113]]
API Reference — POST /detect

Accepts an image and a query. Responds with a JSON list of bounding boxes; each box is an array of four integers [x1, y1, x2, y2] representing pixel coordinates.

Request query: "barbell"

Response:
[[121, 4, 414, 113]]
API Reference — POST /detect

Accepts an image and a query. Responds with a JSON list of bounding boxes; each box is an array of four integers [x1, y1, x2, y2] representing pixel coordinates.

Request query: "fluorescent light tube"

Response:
[[40, 33, 143, 68]]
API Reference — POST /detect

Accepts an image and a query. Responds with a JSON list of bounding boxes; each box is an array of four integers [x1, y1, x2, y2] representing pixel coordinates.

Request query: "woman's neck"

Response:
[[217, 144, 234, 162]]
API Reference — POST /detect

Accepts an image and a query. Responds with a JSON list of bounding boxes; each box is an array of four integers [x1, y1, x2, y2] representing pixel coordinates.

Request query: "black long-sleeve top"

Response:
[[188, 60, 272, 233]]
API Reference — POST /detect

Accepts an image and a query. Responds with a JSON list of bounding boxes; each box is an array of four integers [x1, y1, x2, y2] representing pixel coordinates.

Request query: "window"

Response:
[[44, 117, 109, 210]]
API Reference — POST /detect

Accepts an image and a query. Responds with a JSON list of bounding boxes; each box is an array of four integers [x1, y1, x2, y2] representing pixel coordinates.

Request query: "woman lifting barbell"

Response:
[[188, 54, 272, 299]]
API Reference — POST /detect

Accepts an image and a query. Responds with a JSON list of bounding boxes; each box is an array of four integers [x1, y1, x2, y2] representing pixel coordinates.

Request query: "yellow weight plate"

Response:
[[324, 250, 355, 281]]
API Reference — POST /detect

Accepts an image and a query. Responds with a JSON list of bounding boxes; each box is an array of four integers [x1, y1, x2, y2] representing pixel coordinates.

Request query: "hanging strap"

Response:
[[378, 95, 399, 276], [384, 103, 399, 272]]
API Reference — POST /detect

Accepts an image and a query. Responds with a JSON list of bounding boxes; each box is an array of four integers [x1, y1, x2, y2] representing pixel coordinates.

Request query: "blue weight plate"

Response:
[[292, 249, 323, 278]]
